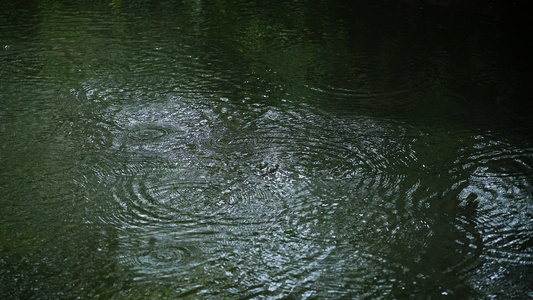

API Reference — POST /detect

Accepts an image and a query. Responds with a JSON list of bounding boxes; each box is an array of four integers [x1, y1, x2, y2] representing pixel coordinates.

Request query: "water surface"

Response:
[[1, 0, 532, 298]]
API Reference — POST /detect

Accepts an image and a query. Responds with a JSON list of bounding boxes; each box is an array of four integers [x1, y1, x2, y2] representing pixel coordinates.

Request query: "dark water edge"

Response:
[[1, 0, 533, 299]]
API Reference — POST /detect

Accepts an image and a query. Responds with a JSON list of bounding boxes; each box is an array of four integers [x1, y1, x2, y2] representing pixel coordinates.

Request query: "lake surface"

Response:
[[1, 0, 532, 298]]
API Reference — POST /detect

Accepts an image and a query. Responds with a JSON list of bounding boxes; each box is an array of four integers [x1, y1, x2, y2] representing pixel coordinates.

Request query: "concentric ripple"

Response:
[[3, 0, 533, 298], [127, 124, 171, 141], [113, 166, 228, 226], [116, 231, 199, 280], [77, 94, 533, 297], [457, 137, 533, 263]]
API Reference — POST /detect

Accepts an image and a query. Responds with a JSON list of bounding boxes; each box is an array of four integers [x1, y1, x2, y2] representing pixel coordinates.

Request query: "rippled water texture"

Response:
[[1, 0, 533, 298]]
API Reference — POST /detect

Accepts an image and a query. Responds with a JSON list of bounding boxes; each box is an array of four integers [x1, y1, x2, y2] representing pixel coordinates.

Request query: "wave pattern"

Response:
[[71, 86, 533, 297], [2, 0, 533, 298], [62, 50, 533, 296]]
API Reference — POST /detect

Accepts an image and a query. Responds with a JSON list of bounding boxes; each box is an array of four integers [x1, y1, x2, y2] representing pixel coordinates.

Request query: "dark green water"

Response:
[[1, 0, 533, 298]]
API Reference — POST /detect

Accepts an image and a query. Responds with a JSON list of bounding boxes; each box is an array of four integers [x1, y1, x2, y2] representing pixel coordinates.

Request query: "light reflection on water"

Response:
[[1, 0, 533, 298]]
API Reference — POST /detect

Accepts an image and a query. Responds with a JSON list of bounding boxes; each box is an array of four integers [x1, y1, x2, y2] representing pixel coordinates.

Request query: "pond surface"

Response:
[[1, 0, 533, 298]]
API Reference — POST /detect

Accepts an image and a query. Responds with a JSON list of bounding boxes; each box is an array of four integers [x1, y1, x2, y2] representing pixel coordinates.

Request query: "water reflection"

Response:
[[1, 0, 533, 298]]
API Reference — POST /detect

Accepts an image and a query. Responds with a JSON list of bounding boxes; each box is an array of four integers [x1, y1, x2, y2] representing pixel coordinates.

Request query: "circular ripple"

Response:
[[117, 234, 195, 278], [446, 133, 533, 295], [127, 125, 170, 141], [464, 138, 533, 179], [111, 165, 229, 226], [214, 107, 420, 181], [461, 174, 533, 265]]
